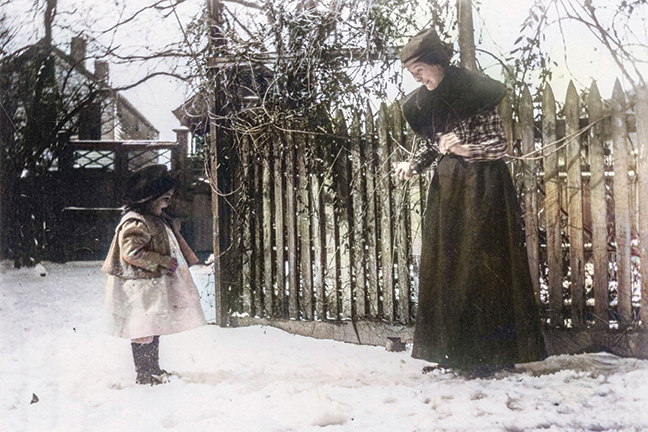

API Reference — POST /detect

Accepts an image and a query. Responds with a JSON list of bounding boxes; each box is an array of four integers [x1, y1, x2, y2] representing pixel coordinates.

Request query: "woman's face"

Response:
[[406, 62, 445, 91], [146, 189, 174, 216]]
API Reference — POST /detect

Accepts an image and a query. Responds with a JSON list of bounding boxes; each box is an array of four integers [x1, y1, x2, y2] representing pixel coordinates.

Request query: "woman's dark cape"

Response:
[[405, 67, 545, 371], [402, 66, 508, 137]]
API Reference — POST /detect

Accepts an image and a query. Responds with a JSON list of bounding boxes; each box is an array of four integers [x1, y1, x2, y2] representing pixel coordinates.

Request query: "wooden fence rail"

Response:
[[214, 79, 648, 357]]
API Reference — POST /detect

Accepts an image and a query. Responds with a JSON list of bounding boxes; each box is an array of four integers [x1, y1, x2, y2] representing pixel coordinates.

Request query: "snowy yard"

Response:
[[2, 261, 648, 432]]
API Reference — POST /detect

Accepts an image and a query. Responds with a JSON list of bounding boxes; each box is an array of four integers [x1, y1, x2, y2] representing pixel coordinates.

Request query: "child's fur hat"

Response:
[[123, 164, 176, 205]]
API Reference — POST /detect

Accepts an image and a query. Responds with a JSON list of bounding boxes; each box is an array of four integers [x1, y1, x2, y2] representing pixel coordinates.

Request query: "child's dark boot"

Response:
[[148, 336, 170, 384], [131, 337, 169, 385]]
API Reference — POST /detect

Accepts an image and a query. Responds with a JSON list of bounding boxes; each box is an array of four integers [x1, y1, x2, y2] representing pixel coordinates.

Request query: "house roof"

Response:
[[56, 46, 159, 134], [5, 38, 159, 134]]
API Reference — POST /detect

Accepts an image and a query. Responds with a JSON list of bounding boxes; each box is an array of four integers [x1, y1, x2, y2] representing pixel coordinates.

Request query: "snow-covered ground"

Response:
[[1, 261, 648, 432]]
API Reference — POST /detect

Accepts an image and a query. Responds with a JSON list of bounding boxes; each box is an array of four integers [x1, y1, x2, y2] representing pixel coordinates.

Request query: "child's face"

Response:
[[146, 189, 174, 216]]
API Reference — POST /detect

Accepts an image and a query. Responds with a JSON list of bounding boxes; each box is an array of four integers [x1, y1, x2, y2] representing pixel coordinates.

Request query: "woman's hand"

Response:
[[439, 133, 463, 154], [393, 161, 414, 181]]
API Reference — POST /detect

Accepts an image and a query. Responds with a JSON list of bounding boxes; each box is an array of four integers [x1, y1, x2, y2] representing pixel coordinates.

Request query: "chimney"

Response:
[[94, 60, 109, 84], [70, 36, 86, 69]]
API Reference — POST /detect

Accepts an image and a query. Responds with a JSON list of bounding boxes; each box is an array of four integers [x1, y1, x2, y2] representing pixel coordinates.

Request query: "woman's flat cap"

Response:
[[400, 28, 453, 68]]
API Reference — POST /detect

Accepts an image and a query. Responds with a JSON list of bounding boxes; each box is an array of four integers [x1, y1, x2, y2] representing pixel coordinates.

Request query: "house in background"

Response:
[[0, 35, 178, 262], [63, 36, 166, 172], [66, 36, 159, 142]]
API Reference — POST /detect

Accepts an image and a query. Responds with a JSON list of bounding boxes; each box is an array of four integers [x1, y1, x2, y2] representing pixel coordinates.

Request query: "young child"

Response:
[[102, 164, 206, 385]]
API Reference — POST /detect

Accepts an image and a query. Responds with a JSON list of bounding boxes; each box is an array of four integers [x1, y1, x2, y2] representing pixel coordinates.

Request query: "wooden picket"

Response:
[[612, 81, 634, 324], [637, 85, 648, 327], [542, 84, 564, 327], [588, 82, 610, 330], [217, 79, 648, 356], [520, 86, 540, 298]]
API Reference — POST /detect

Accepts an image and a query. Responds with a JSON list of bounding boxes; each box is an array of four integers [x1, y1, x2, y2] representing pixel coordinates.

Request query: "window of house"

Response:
[[127, 149, 172, 171], [74, 150, 115, 170]]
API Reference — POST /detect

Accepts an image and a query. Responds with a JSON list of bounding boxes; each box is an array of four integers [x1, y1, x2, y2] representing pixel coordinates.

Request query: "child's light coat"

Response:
[[103, 211, 205, 339]]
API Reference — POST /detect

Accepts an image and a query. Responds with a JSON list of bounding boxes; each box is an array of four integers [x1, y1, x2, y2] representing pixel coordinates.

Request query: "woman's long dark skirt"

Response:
[[412, 155, 545, 371]]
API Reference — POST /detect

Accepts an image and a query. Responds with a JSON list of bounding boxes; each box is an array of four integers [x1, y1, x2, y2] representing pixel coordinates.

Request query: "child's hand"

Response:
[[161, 257, 178, 274]]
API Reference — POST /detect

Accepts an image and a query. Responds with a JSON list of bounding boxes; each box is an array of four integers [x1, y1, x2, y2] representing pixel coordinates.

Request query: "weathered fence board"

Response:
[[285, 132, 299, 319], [612, 80, 633, 324], [297, 135, 313, 320], [542, 84, 564, 327], [311, 151, 327, 320], [587, 81, 610, 330], [350, 113, 367, 318], [241, 135, 254, 314], [637, 85, 648, 326], [565, 82, 586, 329], [262, 156, 275, 317], [364, 106, 380, 318], [335, 112, 353, 321], [392, 102, 412, 323], [377, 102, 395, 320], [252, 148, 264, 318], [520, 86, 540, 299], [273, 139, 287, 315]]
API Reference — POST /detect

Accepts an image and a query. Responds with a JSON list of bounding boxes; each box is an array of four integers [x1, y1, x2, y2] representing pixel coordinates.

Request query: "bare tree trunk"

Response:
[[456, 0, 477, 72]]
